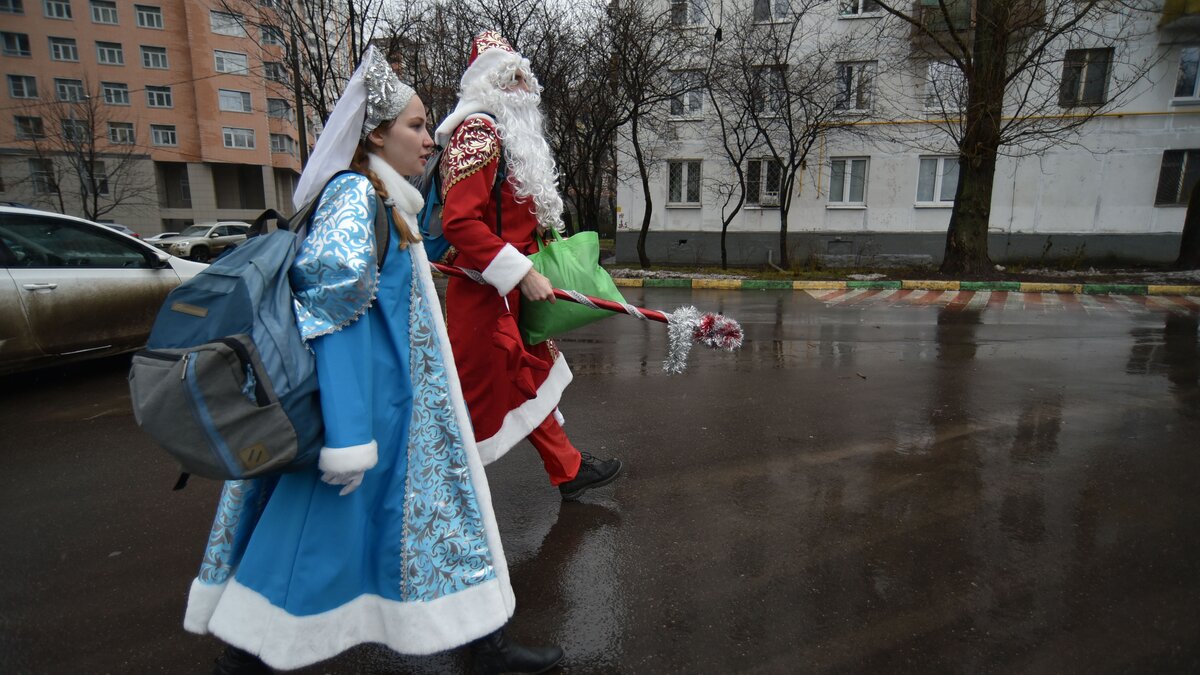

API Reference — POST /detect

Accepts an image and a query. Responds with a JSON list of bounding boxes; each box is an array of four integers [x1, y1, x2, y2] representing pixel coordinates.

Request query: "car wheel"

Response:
[[190, 247, 210, 263]]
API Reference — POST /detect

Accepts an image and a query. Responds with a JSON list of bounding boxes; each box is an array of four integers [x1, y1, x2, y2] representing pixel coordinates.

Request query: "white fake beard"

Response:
[[464, 67, 565, 232]]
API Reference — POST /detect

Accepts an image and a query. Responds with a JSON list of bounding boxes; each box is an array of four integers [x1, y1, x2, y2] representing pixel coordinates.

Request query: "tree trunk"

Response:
[[631, 113, 652, 269], [942, 148, 998, 275], [1176, 178, 1200, 269]]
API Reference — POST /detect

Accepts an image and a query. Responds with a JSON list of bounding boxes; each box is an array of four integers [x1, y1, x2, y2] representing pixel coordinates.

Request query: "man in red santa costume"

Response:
[[436, 31, 622, 501]]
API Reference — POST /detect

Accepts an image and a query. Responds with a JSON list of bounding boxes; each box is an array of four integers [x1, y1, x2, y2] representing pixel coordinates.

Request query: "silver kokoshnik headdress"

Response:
[[361, 49, 415, 139]]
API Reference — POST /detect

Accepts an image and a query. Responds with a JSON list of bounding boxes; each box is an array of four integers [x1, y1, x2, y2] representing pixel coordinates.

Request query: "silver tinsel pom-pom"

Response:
[[664, 306, 701, 374]]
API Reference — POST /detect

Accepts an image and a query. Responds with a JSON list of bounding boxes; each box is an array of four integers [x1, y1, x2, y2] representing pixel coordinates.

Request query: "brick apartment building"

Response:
[[0, 0, 304, 235]]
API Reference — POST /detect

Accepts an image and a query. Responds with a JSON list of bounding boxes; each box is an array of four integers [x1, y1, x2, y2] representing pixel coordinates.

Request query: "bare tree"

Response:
[[868, 0, 1163, 274], [13, 86, 155, 221]]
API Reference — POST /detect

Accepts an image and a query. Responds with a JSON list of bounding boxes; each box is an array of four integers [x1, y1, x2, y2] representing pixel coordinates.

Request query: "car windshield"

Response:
[[177, 225, 211, 236]]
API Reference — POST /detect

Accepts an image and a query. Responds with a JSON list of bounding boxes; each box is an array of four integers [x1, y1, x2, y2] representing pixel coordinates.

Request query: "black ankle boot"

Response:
[[469, 629, 564, 674], [213, 645, 272, 675]]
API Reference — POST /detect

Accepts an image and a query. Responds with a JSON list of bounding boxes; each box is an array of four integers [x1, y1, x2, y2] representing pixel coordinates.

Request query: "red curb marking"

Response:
[[1090, 294, 1129, 312], [1025, 292, 1044, 307], [912, 290, 948, 305], [816, 289, 853, 301], [841, 289, 885, 306], [946, 290, 976, 310], [1058, 293, 1083, 311], [892, 289, 916, 304], [987, 291, 1009, 309], [1162, 296, 1200, 313]]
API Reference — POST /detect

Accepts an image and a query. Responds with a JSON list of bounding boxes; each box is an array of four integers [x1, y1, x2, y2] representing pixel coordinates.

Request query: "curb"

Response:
[[612, 278, 1200, 296]]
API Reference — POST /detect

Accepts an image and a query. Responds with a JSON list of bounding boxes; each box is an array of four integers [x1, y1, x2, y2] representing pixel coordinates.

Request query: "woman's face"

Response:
[[368, 95, 434, 178]]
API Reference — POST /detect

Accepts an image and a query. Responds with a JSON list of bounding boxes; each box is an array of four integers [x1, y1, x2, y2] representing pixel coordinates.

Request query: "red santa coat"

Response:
[[440, 115, 573, 464]]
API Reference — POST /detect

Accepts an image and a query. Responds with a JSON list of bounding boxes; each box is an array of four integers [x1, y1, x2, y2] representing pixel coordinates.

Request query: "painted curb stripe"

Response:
[[691, 279, 743, 290], [1019, 282, 1083, 294], [611, 277, 1199, 297], [901, 280, 959, 291], [847, 280, 903, 289], [643, 279, 692, 288], [1147, 284, 1200, 296], [794, 280, 847, 290], [1083, 283, 1148, 295], [613, 278, 644, 288]]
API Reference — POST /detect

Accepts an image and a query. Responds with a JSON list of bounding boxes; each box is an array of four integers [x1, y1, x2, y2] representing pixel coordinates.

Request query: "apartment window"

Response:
[[108, 121, 134, 144], [85, 161, 108, 195], [264, 61, 287, 82], [670, 0, 705, 26], [667, 160, 701, 205], [210, 10, 246, 36], [30, 159, 57, 194], [270, 133, 296, 155], [14, 115, 45, 139], [2, 32, 31, 56], [146, 85, 172, 107], [219, 89, 251, 112], [8, 75, 37, 98], [62, 118, 89, 142], [96, 41, 123, 65], [925, 61, 965, 110], [836, 61, 875, 112], [151, 123, 176, 146], [261, 26, 284, 46], [916, 156, 959, 205], [102, 81, 128, 104], [752, 66, 786, 115], [55, 78, 85, 101], [214, 50, 249, 74], [1059, 47, 1112, 107], [747, 158, 784, 207], [49, 36, 78, 61], [670, 70, 704, 117], [135, 4, 162, 28], [1, 0, 25, 13], [830, 157, 868, 205], [44, 0, 70, 19], [267, 98, 292, 120], [753, 0, 790, 22], [839, 0, 880, 16], [90, 0, 115, 23], [223, 127, 255, 149], [1155, 149, 1200, 206], [1174, 46, 1199, 100], [141, 45, 167, 69]]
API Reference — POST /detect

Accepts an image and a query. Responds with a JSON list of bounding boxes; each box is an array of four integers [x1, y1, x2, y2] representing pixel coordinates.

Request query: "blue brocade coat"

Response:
[[181, 163, 515, 670]]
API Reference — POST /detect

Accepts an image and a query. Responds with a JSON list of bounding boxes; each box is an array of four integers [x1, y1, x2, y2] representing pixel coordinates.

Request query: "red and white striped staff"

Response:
[[430, 261, 743, 374]]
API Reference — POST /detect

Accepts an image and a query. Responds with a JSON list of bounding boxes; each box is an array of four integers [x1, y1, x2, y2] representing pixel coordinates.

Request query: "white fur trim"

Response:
[[482, 244, 532, 296], [554, 408, 565, 426], [318, 440, 378, 474], [203, 577, 513, 669], [435, 50, 521, 145], [475, 356, 572, 464], [183, 578, 228, 634], [366, 153, 424, 223]]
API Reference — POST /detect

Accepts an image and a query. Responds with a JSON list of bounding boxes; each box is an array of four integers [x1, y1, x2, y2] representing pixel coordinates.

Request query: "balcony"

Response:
[[1161, 0, 1200, 35]]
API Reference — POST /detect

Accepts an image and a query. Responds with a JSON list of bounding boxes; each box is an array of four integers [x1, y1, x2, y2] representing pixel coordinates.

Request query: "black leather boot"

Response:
[[213, 645, 272, 675], [558, 452, 623, 502], [469, 628, 564, 674]]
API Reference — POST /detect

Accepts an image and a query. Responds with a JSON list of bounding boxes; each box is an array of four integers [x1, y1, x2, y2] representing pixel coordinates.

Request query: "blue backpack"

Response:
[[128, 172, 390, 486]]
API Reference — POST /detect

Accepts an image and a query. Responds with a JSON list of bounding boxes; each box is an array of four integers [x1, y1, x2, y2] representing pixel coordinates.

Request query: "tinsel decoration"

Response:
[[430, 262, 744, 374]]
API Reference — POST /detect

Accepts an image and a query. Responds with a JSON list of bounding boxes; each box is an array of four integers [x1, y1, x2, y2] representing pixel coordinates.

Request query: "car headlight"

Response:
[[171, 242, 189, 252]]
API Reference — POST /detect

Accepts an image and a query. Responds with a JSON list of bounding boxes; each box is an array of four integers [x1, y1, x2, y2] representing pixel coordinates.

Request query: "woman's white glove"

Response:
[[317, 440, 377, 497], [320, 470, 365, 496]]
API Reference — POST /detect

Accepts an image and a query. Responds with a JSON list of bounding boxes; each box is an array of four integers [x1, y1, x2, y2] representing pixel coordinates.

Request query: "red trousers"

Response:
[[530, 412, 582, 486]]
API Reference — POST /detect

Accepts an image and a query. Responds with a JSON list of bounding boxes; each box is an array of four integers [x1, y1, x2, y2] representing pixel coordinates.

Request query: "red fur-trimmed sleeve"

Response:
[[441, 116, 531, 295]]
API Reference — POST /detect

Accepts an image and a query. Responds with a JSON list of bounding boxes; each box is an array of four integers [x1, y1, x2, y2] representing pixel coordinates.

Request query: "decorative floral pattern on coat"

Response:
[[401, 253, 495, 600], [291, 174, 379, 341], [197, 477, 278, 586], [440, 118, 500, 198]]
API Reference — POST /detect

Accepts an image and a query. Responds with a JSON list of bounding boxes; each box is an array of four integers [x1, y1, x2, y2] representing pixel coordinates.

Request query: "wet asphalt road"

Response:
[[1, 287, 1198, 674]]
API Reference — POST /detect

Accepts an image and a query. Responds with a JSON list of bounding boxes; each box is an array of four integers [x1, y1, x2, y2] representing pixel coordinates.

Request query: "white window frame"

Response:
[[55, 78, 85, 101], [85, 161, 108, 195], [839, 0, 880, 17], [43, 0, 70, 19], [1154, 149, 1200, 207], [270, 133, 295, 155], [835, 61, 875, 113], [267, 98, 293, 120], [1059, 47, 1112, 108], [1, 0, 26, 14], [261, 26, 284, 46], [670, 0, 706, 27], [747, 158, 784, 207], [61, 118, 89, 143], [135, 4, 161, 29], [150, 124, 176, 146], [215, 50, 249, 75], [141, 45, 168, 69], [218, 89, 252, 113], [49, 36, 78, 61], [223, 126, 255, 149], [108, 121, 134, 144], [752, 66, 787, 116], [96, 41, 123, 65], [666, 159, 702, 206], [670, 70, 705, 118], [915, 155, 959, 206], [925, 60, 965, 111], [829, 157, 868, 206], [753, 0, 791, 23], [89, 0, 115, 24], [264, 61, 288, 83], [30, 159, 57, 194], [15, 115, 45, 139], [8, 74, 37, 98], [1173, 46, 1199, 102], [146, 85, 172, 108], [210, 10, 246, 36], [2, 32, 31, 56], [102, 81, 128, 105]]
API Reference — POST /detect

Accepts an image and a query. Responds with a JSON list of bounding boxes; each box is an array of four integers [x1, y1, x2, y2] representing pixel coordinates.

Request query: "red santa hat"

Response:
[[469, 31, 516, 65]]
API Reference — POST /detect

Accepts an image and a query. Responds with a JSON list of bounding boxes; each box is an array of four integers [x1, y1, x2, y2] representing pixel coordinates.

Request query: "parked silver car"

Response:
[[0, 206, 207, 376], [150, 222, 250, 262]]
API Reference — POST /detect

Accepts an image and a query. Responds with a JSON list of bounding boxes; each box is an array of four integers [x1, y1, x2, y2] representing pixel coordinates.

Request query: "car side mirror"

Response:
[[149, 251, 171, 269], [209, 232, 220, 238]]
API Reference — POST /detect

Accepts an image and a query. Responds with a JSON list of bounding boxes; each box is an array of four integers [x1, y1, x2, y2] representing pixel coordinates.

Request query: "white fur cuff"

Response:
[[482, 244, 533, 296], [318, 440, 378, 474]]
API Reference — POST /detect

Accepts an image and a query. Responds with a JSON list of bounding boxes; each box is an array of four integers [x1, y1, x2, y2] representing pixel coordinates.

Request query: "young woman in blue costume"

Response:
[[181, 47, 563, 675]]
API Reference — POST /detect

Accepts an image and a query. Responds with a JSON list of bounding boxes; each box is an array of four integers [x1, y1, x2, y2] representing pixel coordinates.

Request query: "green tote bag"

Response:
[[519, 229, 625, 345]]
